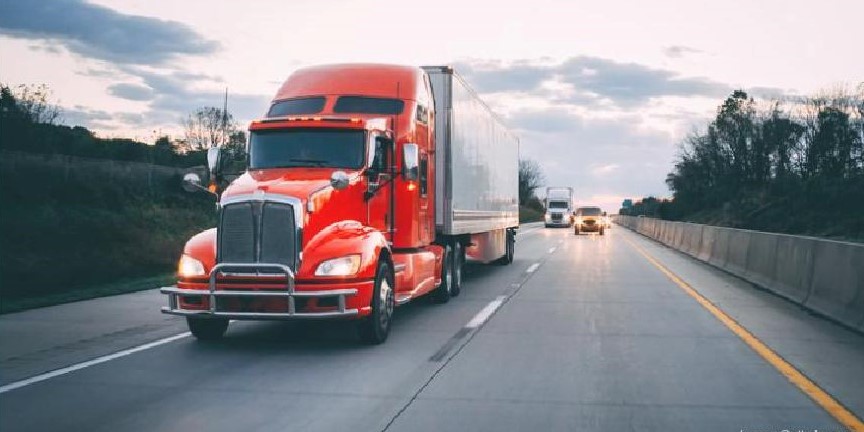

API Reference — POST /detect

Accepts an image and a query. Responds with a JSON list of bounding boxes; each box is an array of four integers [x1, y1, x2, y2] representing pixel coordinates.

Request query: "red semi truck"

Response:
[[161, 64, 519, 344]]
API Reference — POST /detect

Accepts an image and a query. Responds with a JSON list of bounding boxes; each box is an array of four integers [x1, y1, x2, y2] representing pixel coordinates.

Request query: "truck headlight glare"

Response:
[[315, 255, 361, 276], [178, 254, 206, 278]]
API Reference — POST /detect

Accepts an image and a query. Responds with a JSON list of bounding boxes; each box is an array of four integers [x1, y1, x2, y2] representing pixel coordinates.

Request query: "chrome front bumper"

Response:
[[161, 263, 359, 320]]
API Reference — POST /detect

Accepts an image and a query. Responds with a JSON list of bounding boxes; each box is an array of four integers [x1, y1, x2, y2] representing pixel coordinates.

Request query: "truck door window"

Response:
[[416, 104, 429, 124], [419, 156, 428, 196], [371, 137, 389, 173]]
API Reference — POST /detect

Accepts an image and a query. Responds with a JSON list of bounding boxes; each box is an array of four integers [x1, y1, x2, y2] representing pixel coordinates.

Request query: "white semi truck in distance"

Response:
[[544, 187, 574, 228]]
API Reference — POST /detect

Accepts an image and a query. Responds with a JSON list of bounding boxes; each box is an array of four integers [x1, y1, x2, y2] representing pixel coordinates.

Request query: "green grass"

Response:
[[0, 272, 175, 314], [0, 161, 216, 308], [519, 206, 545, 223]]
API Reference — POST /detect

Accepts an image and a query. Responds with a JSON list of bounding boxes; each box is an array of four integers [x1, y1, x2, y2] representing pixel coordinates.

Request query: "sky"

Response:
[[1, 0, 862, 212]]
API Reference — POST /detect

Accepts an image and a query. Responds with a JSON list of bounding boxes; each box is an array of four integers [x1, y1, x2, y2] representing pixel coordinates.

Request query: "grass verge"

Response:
[[0, 273, 175, 315]]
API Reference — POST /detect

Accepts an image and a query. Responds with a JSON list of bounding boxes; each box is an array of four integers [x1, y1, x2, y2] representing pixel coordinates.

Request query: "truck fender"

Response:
[[298, 220, 390, 280], [182, 228, 217, 273]]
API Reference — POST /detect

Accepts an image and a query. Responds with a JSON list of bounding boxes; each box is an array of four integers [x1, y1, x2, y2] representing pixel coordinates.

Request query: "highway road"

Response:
[[2, 223, 863, 431]]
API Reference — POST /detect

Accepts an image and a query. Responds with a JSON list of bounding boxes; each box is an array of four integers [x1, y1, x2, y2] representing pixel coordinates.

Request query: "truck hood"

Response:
[[222, 168, 359, 201]]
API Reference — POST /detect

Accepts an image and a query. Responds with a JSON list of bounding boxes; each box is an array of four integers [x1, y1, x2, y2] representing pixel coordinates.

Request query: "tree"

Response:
[[0, 83, 62, 126], [518, 158, 545, 206], [180, 106, 239, 153]]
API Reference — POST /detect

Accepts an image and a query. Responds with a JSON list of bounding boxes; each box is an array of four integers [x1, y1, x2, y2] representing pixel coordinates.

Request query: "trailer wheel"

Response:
[[186, 317, 229, 341], [432, 244, 454, 304], [358, 260, 395, 345], [451, 242, 464, 297]]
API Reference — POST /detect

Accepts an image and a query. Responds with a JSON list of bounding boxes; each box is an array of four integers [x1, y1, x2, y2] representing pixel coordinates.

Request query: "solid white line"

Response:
[[0, 331, 191, 395], [465, 296, 507, 329], [547, 247, 557, 254], [526, 263, 540, 274]]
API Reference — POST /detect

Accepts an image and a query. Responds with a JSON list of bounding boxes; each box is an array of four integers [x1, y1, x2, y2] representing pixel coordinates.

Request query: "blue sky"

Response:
[[1, 0, 861, 211]]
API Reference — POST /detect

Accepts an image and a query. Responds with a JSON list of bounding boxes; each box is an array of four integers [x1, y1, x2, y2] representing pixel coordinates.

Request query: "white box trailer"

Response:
[[423, 65, 519, 262]]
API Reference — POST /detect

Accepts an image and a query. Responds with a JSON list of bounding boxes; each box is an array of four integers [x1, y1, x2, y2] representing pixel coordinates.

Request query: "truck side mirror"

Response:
[[330, 170, 350, 190], [182, 172, 216, 195], [207, 147, 222, 178], [402, 143, 419, 181]]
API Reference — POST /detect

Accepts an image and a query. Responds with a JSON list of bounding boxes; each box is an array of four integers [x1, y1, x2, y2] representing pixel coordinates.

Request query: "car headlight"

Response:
[[315, 255, 361, 276], [178, 254, 206, 278]]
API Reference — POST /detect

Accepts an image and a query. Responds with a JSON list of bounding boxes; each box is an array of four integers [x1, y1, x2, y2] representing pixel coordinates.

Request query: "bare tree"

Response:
[[180, 106, 237, 153], [518, 158, 546, 205], [5, 83, 62, 125]]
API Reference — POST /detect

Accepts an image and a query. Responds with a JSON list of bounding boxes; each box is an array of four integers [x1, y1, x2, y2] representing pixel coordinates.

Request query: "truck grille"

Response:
[[218, 201, 298, 269], [551, 214, 562, 221]]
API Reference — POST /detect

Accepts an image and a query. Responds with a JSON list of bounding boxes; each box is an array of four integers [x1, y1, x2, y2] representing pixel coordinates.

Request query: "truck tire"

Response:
[[451, 242, 464, 297], [496, 230, 515, 265], [432, 244, 454, 304], [187, 317, 229, 341], [358, 260, 395, 345]]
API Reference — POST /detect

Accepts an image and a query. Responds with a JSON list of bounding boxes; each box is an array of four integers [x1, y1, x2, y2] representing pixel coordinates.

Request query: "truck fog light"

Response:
[[315, 255, 361, 276], [178, 254, 206, 278]]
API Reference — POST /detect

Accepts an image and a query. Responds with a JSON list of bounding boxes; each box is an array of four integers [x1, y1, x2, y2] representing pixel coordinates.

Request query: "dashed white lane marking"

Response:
[[526, 263, 540, 274], [465, 296, 508, 329], [0, 332, 191, 395], [548, 247, 557, 254]]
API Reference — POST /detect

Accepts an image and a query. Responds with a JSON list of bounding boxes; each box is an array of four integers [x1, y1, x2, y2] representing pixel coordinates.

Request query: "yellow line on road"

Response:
[[623, 234, 864, 432]]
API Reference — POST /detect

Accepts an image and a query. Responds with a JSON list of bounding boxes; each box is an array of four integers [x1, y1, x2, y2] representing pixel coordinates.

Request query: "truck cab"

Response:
[[161, 64, 518, 344], [544, 187, 574, 228]]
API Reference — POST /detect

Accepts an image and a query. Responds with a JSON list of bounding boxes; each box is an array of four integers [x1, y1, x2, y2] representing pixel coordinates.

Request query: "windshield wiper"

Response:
[[286, 158, 329, 167]]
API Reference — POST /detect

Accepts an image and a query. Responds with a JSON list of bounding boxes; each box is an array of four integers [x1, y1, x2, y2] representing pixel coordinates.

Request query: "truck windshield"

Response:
[[249, 129, 365, 169], [548, 201, 569, 209], [578, 208, 602, 216]]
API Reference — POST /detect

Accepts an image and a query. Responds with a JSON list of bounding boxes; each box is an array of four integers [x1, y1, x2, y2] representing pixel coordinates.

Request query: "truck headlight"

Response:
[[315, 255, 361, 276], [545, 213, 552, 221], [178, 254, 206, 278]]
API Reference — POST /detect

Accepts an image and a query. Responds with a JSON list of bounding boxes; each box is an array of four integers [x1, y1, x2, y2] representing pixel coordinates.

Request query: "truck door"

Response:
[[418, 151, 432, 243], [366, 135, 393, 240]]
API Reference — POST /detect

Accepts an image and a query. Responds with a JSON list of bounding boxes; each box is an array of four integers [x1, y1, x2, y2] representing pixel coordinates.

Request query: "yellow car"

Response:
[[574, 206, 605, 235]]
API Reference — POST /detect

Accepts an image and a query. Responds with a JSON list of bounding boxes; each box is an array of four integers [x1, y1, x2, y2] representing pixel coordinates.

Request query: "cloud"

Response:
[[663, 45, 703, 58], [505, 106, 678, 208], [107, 83, 154, 101], [62, 66, 272, 134], [456, 56, 731, 108], [590, 163, 620, 176], [0, 0, 219, 65]]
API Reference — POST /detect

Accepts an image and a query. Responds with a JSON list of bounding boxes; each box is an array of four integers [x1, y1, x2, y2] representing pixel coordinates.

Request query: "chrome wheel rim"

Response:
[[379, 277, 393, 329]]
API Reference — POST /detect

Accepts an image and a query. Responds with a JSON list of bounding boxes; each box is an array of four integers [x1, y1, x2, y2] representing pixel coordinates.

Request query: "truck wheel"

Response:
[[432, 245, 454, 304], [451, 242, 464, 297], [186, 317, 229, 341], [358, 260, 395, 345], [496, 230, 515, 265]]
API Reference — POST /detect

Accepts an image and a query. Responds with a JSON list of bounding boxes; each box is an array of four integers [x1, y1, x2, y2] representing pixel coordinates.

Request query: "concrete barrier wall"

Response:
[[615, 216, 864, 332], [805, 241, 864, 330]]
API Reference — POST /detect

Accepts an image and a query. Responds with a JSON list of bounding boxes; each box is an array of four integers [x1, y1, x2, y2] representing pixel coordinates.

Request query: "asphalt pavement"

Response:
[[1, 223, 862, 431]]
